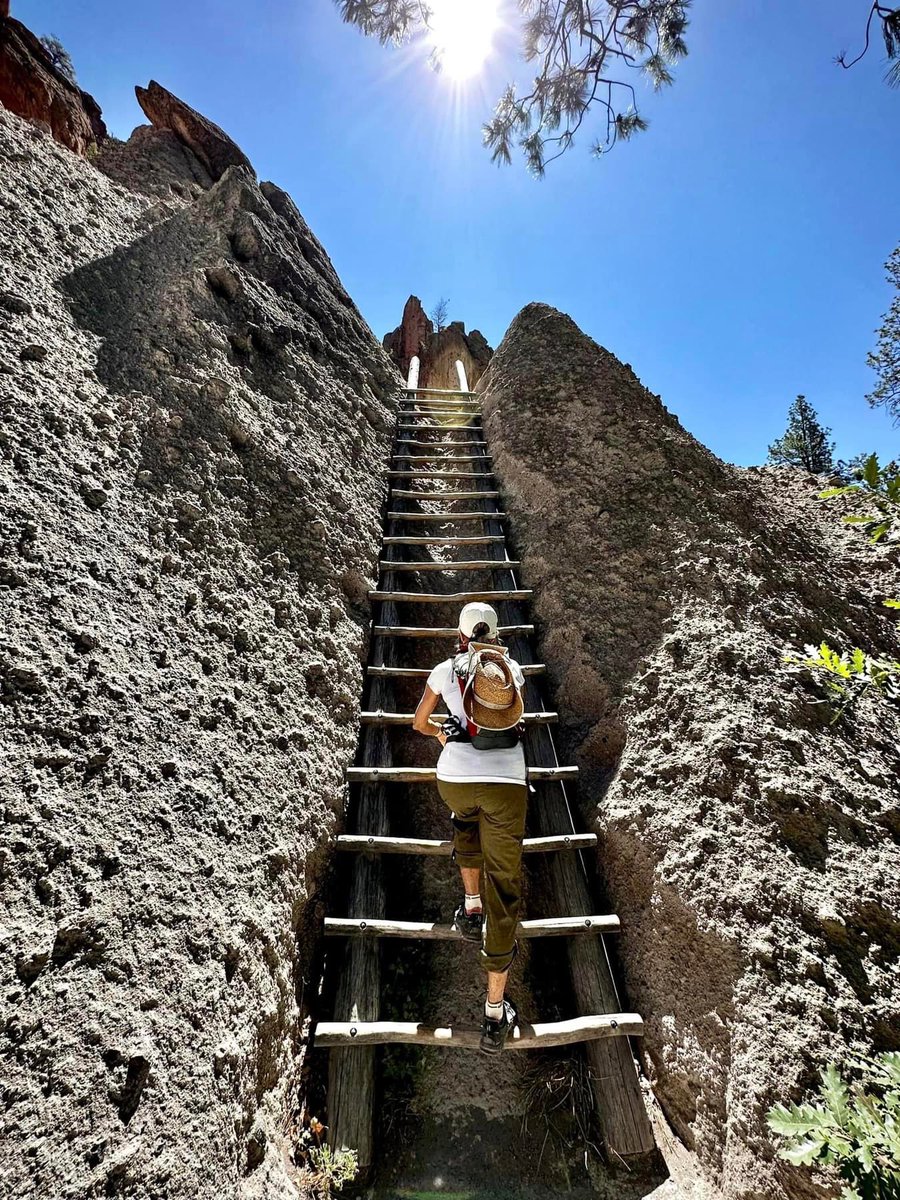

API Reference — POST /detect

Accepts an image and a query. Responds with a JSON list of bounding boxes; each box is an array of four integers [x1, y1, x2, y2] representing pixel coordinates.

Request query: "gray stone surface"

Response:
[[479, 303, 900, 1200], [0, 103, 398, 1199]]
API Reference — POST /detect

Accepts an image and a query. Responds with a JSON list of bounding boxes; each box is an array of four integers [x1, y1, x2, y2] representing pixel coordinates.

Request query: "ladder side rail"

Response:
[[474, 416, 656, 1159]]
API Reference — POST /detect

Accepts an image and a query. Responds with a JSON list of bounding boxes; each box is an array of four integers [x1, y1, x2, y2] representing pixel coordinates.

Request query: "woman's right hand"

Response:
[[436, 731, 448, 747]]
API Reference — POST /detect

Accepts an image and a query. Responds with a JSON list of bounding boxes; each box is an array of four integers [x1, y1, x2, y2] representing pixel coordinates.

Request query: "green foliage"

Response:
[[768, 395, 835, 473], [39, 34, 77, 85], [767, 1055, 900, 1200], [866, 245, 900, 421], [785, 641, 900, 722], [885, 599, 900, 612], [296, 1119, 359, 1197], [820, 453, 900, 544], [336, 1, 689, 171], [837, 5, 900, 89], [306, 1144, 359, 1194]]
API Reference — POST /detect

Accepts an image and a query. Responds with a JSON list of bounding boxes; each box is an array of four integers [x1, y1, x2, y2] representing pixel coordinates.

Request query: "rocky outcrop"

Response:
[[383, 294, 492, 389], [0, 14, 106, 154], [0, 93, 398, 1200], [136, 80, 254, 181], [479, 304, 900, 1200]]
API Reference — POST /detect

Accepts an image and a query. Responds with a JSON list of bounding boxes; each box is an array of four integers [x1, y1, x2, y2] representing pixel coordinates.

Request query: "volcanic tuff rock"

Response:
[[135, 80, 255, 182], [383, 293, 492, 389], [0, 13, 107, 154], [479, 304, 900, 1200], [0, 89, 398, 1200]]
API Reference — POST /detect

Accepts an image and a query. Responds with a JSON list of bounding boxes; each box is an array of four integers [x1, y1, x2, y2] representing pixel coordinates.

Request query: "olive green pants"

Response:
[[437, 779, 528, 974]]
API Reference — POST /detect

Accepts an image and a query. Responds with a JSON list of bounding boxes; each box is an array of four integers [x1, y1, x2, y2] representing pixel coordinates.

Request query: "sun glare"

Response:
[[428, 0, 502, 82]]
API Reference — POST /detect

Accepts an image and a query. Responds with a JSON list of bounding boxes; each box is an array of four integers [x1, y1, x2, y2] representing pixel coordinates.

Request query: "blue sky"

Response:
[[17, 0, 900, 465]]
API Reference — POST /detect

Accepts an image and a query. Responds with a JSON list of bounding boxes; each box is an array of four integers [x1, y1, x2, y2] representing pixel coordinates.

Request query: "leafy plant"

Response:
[[767, 1054, 900, 1200], [306, 1144, 359, 1195], [885, 599, 900, 613], [820, 454, 900, 544], [785, 641, 900, 722], [296, 1117, 359, 1197]]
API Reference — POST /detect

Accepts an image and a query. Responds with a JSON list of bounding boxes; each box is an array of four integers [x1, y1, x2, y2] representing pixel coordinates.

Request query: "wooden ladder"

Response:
[[317, 387, 655, 1169]]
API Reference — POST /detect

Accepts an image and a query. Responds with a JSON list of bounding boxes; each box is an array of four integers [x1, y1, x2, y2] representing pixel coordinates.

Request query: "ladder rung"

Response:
[[346, 765, 577, 782], [312, 1013, 642, 1050], [393, 427, 480, 436], [379, 560, 519, 572], [369, 589, 531, 603], [366, 663, 546, 677], [395, 440, 487, 448], [389, 491, 499, 500], [401, 387, 477, 396], [358, 710, 555, 725], [337, 832, 594, 855], [387, 471, 488, 479], [398, 410, 479, 419], [386, 513, 507, 522], [392, 455, 491, 462], [372, 624, 533, 638], [324, 914, 616, 940], [382, 536, 506, 545]]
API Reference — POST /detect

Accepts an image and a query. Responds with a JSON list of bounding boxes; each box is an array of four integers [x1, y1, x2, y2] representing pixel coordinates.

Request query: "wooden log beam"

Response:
[[372, 623, 533, 638], [324, 914, 619, 939], [401, 387, 476, 396], [387, 470, 487, 479], [345, 765, 578, 783], [394, 440, 488, 448], [376, 559, 519, 572], [366, 663, 546, 677], [358, 710, 556, 726], [392, 455, 491, 462], [314, 1013, 643, 1049], [336, 833, 598, 855], [381, 536, 506, 546], [368, 588, 531, 603], [393, 427, 480, 436], [386, 512, 507, 522], [389, 491, 500, 501]]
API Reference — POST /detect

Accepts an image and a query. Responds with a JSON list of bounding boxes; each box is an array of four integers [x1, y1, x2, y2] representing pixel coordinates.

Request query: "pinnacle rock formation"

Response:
[[135, 80, 255, 182], [0, 70, 398, 1198], [480, 303, 900, 1200], [0, 12, 106, 154], [383, 294, 492, 389]]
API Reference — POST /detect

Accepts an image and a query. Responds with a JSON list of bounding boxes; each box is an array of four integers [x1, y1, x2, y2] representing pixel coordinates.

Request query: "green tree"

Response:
[[336, 0, 689, 172], [867, 245, 900, 422], [336, 3, 899, 171], [39, 34, 77, 85], [768, 395, 836, 474]]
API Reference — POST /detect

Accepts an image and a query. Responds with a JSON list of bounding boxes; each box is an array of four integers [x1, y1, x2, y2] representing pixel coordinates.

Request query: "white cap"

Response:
[[458, 601, 498, 639]]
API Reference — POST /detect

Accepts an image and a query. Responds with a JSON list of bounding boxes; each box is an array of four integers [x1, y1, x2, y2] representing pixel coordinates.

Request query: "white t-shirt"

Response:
[[426, 655, 527, 785]]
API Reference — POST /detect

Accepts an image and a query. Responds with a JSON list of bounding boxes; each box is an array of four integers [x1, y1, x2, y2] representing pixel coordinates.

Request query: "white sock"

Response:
[[464, 893, 482, 915], [485, 998, 504, 1020]]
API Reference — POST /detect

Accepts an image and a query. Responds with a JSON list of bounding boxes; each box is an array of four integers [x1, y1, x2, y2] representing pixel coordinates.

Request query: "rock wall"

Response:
[[0, 94, 398, 1200], [479, 304, 900, 1200], [383, 294, 492, 389], [0, 13, 107, 154]]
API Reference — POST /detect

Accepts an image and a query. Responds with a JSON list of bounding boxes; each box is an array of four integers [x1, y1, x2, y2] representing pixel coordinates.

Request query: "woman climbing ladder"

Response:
[[412, 601, 528, 1054]]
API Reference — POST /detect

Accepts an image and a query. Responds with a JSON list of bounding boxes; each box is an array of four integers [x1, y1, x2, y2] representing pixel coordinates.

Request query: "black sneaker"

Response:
[[480, 999, 517, 1055], [453, 903, 483, 943]]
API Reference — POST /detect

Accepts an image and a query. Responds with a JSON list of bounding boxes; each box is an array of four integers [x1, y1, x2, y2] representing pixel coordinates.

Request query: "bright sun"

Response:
[[428, 0, 502, 81]]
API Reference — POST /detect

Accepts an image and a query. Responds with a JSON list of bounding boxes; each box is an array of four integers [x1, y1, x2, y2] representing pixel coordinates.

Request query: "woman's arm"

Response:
[[413, 686, 446, 744]]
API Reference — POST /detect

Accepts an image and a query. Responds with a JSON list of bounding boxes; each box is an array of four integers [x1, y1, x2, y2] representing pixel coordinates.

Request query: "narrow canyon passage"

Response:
[[315, 388, 661, 1196]]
